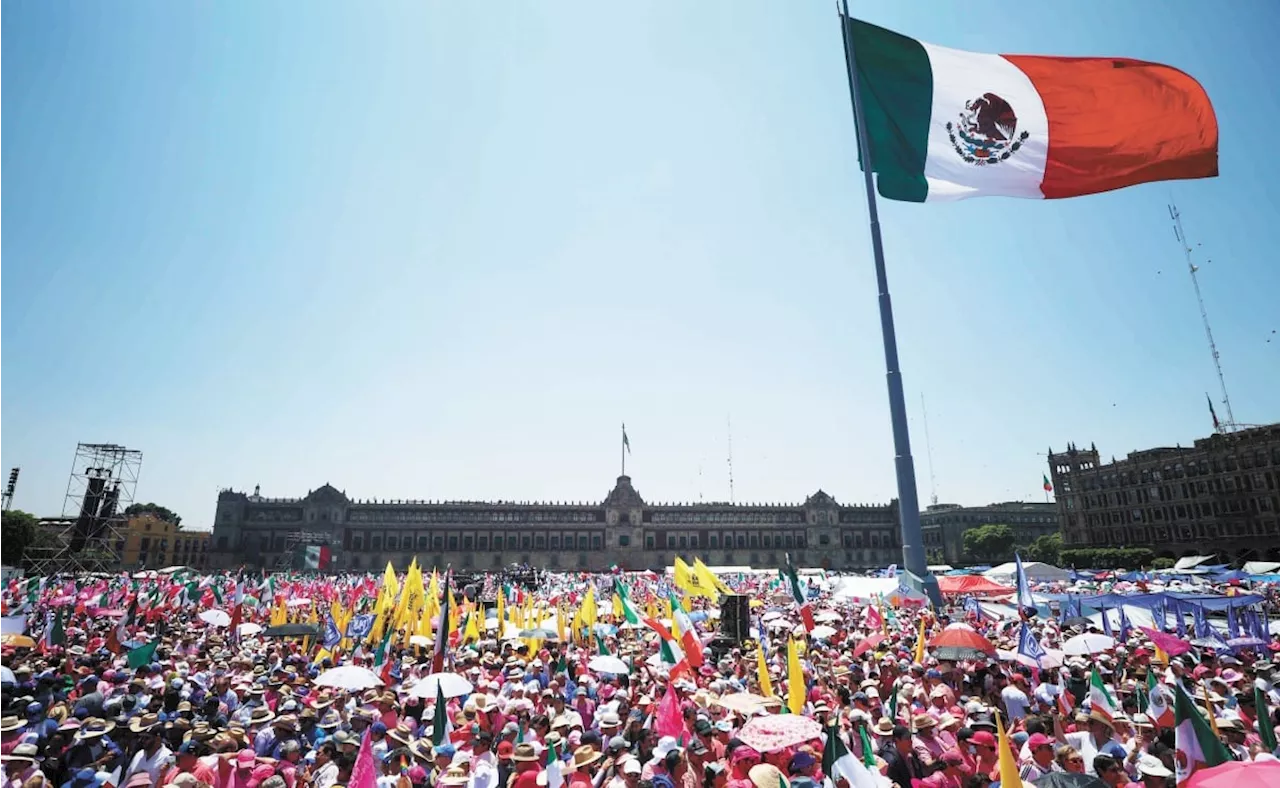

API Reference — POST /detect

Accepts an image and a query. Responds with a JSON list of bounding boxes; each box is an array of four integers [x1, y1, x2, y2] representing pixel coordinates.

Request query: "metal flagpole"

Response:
[[837, 2, 941, 606], [621, 423, 627, 477]]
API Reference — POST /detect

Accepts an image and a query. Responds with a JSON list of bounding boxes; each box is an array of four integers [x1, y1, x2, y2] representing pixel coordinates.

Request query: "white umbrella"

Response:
[[409, 635, 432, 648], [761, 611, 785, 622], [199, 610, 231, 627], [408, 672, 473, 699], [813, 611, 843, 624], [287, 598, 313, 608], [809, 625, 838, 640], [237, 622, 263, 636], [1062, 633, 1115, 655], [587, 655, 631, 675], [315, 665, 384, 691]]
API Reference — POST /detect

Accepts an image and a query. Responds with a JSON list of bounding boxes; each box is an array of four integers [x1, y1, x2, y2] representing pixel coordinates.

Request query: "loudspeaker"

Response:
[[719, 594, 751, 643]]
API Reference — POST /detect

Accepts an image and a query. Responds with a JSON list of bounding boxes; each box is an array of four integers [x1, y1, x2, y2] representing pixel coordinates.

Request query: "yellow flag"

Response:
[[756, 643, 774, 699], [556, 601, 567, 643], [496, 588, 506, 634], [674, 557, 715, 600], [787, 639, 805, 715], [582, 587, 598, 629], [612, 593, 624, 621], [694, 558, 732, 598], [463, 610, 481, 644], [995, 713, 1023, 788], [913, 618, 927, 664], [1152, 643, 1168, 665]]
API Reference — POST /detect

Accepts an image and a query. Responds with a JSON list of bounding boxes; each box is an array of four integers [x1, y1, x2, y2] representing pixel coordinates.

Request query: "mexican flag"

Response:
[[782, 554, 815, 632], [301, 545, 331, 571], [1146, 672, 1174, 728], [844, 17, 1217, 203], [1042, 475, 1053, 493], [1173, 684, 1230, 783], [822, 723, 886, 788], [1088, 670, 1117, 722], [668, 593, 704, 667]]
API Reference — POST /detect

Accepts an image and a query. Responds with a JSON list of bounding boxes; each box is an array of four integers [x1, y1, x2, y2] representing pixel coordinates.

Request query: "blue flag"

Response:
[[1117, 606, 1131, 643], [1017, 623, 1046, 667], [346, 613, 376, 640], [323, 615, 342, 649], [1014, 553, 1035, 613], [1101, 607, 1114, 638]]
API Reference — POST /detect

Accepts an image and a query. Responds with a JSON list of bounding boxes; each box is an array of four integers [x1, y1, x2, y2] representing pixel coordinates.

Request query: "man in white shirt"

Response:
[[1001, 675, 1031, 721], [469, 733, 498, 788], [122, 716, 173, 785]]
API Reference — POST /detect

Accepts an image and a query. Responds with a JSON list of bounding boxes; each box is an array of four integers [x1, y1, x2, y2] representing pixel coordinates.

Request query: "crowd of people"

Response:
[[1, 565, 1278, 788]]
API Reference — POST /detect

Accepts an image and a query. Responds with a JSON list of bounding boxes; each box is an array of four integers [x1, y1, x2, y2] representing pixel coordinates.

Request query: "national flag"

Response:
[[668, 593, 704, 667], [41, 610, 65, 651], [1089, 670, 1117, 722], [1042, 474, 1053, 493], [622, 424, 631, 454], [1256, 685, 1277, 754], [643, 617, 689, 677], [994, 714, 1023, 788], [432, 571, 451, 674], [842, 16, 1216, 203], [1057, 688, 1074, 718], [302, 544, 331, 571], [1146, 672, 1173, 728], [787, 639, 806, 715], [432, 682, 452, 746], [612, 580, 642, 625], [1014, 553, 1035, 613], [1207, 394, 1220, 430], [127, 640, 158, 670], [1173, 684, 1231, 784], [782, 554, 815, 631], [1016, 624, 1046, 668], [859, 726, 877, 771], [823, 723, 887, 788], [544, 738, 565, 788]]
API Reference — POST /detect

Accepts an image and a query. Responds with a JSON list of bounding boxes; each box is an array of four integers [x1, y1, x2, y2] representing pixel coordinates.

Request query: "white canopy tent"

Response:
[[983, 561, 1070, 584]]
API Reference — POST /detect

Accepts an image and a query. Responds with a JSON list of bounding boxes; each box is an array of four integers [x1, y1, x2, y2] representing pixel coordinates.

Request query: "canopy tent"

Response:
[[1244, 561, 1280, 575], [984, 561, 1070, 584], [829, 576, 899, 602], [936, 574, 1012, 596]]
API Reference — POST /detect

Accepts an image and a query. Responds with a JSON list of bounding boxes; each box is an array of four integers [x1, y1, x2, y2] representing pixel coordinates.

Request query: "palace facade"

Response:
[[207, 475, 902, 572]]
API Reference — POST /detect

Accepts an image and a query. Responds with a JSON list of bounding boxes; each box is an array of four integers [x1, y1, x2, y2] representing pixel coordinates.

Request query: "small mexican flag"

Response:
[[843, 17, 1217, 203], [1088, 670, 1117, 722], [1042, 475, 1053, 493], [302, 545, 331, 571], [1173, 684, 1230, 783]]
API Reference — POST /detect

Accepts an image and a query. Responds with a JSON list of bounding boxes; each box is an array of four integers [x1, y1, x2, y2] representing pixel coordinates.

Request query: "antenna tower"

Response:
[[1169, 203, 1235, 431], [920, 394, 938, 506], [726, 416, 736, 505]]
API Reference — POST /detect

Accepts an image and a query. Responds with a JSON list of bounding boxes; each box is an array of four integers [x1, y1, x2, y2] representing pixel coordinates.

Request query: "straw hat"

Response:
[[248, 707, 275, 726], [0, 717, 24, 734], [129, 714, 161, 734], [872, 718, 895, 736], [912, 714, 936, 730], [511, 743, 541, 762], [570, 746, 604, 771], [75, 719, 116, 741]]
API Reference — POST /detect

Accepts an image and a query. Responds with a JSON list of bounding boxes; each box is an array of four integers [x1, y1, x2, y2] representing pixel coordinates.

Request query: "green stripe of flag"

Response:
[[845, 17, 932, 203]]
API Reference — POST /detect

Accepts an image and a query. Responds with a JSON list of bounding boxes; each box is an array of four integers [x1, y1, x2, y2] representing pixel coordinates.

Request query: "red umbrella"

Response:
[[928, 626, 996, 659], [1186, 759, 1280, 788], [852, 632, 885, 659]]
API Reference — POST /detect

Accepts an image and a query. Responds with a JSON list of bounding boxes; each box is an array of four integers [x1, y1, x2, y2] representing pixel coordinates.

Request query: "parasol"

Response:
[[851, 632, 885, 659], [813, 611, 843, 623], [237, 622, 263, 637], [1062, 633, 1115, 655], [0, 666, 15, 684], [809, 625, 838, 640], [263, 623, 320, 638], [1030, 774, 1107, 788], [0, 635, 36, 649], [737, 714, 823, 752], [314, 665, 384, 691], [587, 655, 631, 675], [1185, 759, 1280, 788], [198, 610, 232, 627], [716, 693, 769, 715], [928, 626, 996, 661], [408, 672, 474, 699], [516, 628, 557, 640]]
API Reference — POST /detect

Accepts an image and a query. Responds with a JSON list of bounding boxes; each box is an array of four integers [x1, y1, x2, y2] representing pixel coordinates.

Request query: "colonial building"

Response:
[[920, 502, 1060, 565], [34, 514, 211, 570], [1048, 423, 1280, 562], [208, 475, 901, 572]]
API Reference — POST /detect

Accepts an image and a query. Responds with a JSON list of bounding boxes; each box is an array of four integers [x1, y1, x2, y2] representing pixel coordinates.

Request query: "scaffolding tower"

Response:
[[23, 443, 143, 576], [272, 530, 335, 573]]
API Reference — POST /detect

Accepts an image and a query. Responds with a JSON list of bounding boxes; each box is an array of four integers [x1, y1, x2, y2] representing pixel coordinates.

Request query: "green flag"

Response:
[[127, 641, 158, 670], [1173, 684, 1231, 784], [1257, 685, 1278, 753], [432, 682, 450, 746], [859, 725, 876, 769]]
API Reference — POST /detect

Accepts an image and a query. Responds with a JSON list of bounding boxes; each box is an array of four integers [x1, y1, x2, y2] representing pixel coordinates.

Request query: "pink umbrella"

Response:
[[1140, 626, 1192, 656], [737, 714, 823, 753], [1186, 759, 1280, 788]]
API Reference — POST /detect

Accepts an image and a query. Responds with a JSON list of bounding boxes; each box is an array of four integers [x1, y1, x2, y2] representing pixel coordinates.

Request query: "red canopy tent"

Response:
[[936, 575, 1012, 597]]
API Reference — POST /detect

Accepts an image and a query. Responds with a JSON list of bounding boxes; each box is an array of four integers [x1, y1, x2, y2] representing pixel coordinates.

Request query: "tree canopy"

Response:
[[962, 523, 1016, 562], [1024, 532, 1062, 565], [124, 502, 181, 526], [1, 510, 43, 567]]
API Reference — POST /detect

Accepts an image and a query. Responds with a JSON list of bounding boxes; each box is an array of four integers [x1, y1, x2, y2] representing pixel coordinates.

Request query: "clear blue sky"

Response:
[[4, 1, 1277, 529]]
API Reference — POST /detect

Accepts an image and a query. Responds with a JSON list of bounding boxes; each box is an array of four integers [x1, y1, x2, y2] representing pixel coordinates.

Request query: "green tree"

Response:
[[1152, 557, 1176, 570], [124, 503, 181, 526], [1, 510, 41, 566], [963, 524, 1016, 563], [1025, 533, 1062, 565]]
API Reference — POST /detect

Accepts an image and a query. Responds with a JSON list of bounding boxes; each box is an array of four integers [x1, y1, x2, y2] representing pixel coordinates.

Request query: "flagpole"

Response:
[[837, 1, 940, 606], [621, 423, 627, 477]]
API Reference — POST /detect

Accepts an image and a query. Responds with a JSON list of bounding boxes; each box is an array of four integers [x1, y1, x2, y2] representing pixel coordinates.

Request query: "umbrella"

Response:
[[516, 628, 557, 640], [587, 655, 631, 675], [237, 623, 263, 637], [809, 625, 838, 640], [0, 666, 15, 684], [287, 598, 313, 608], [929, 627, 996, 660], [0, 635, 36, 649], [263, 623, 320, 638], [813, 611, 843, 623], [851, 632, 885, 659], [409, 635, 432, 648], [737, 714, 823, 753], [761, 611, 785, 622], [1031, 774, 1107, 788], [199, 610, 232, 627], [1185, 759, 1280, 788], [715, 693, 769, 715], [407, 672, 474, 699], [315, 665, 384, 691], [1062, 633, 1115, 655]]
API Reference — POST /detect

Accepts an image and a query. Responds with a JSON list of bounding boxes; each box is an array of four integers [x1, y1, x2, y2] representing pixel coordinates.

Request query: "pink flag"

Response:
[[349, 728, 379, 788], [1139, 627, 1192, 656], [655, 682, 684, 740]]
